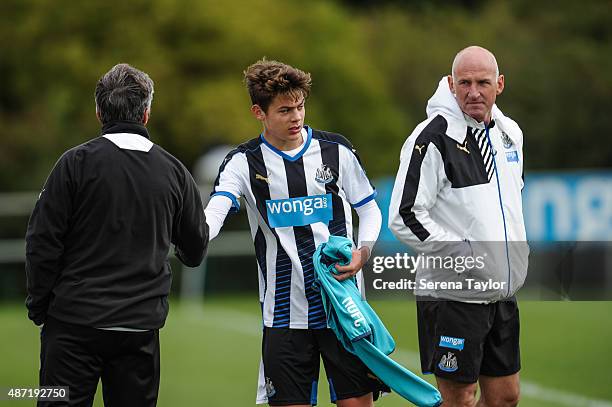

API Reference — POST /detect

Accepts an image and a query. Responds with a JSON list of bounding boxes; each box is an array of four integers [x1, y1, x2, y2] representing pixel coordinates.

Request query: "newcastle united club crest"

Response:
[[315, 164, 334, 184], [501, 131, 514, 149], [438, 352, 459, 372], [265, 377, 276, 398]]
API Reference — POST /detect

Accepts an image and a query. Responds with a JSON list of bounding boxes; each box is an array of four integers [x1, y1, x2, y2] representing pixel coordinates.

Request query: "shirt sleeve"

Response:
[[210, 151, 245, 213], [25, 152, 75, 325], [354, 199, 382, 252], [339, 146, 377, 208], [204, 195, 233, 241]]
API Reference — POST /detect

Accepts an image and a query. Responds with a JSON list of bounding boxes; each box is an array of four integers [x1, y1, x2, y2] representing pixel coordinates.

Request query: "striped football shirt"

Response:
[[211, 125, 376, 329]]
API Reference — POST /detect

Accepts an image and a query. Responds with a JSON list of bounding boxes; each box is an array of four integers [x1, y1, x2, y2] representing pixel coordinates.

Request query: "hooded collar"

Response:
[[425, 77, 516, 144], [463, 113, 494, 130], [100, 121, 150, 139]]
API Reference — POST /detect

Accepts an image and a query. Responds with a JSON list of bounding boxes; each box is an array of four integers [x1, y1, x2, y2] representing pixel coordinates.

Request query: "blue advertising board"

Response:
[[374, 171, 612, 242]]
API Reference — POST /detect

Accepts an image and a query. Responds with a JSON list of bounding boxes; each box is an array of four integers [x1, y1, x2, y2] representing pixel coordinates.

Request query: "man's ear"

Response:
[[447, 75, 456, 96], [95, 109, 102, 124], [496, 74, 505, 96], [251, 104, 266, 121], [142, 109, 150, 125]]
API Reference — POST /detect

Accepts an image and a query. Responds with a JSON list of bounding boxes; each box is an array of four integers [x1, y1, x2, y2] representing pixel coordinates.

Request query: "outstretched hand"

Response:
[[333, 247, 370, 281]]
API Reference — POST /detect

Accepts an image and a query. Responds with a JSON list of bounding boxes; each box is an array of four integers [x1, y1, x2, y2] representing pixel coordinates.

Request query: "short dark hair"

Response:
[[244, 59, 311, 112], [94, 63, 154, 124]]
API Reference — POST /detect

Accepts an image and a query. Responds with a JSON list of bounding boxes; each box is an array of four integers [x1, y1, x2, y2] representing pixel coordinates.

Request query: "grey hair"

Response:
[[451, 46, 499, 81], [94, 63, 154, 124]]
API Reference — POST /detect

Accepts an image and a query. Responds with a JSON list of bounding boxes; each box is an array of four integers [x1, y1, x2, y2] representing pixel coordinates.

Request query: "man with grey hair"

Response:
[[389, 46, 527, 406], [26, 63, 208, 406]]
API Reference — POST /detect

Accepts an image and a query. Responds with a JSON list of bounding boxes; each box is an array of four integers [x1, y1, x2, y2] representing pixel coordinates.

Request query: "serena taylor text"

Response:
[[372, 279, 507, 291]]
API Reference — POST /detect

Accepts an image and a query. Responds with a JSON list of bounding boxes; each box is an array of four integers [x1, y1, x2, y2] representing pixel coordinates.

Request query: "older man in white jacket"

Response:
[[389, 46, 528, 407]]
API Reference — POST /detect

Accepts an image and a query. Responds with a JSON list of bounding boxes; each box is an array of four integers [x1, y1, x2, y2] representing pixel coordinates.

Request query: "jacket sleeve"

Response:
[[388, 132, 469, 255], [173, 166, 209, 267], [25, 153, 74, 325]]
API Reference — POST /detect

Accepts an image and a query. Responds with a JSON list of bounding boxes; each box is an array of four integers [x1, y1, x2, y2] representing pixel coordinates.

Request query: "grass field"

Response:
[[1, 297, 611, 406]]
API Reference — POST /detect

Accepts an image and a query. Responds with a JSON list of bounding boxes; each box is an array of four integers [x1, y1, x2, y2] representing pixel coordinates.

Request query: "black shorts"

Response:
[[416, 296, 520, 383], [260, 327, 388, 406]]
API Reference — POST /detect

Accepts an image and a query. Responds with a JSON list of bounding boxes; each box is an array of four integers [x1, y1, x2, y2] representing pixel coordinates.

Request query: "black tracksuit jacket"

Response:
[[25, 121, 208, 329]]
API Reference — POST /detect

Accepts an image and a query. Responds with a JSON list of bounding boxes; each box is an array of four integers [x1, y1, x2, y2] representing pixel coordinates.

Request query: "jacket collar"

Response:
[[100, 121, 150, 139], [463, 113, 495, 130]]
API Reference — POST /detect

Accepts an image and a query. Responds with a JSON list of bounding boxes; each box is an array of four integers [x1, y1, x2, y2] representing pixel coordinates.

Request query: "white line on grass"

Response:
[[180, 304, 612, 407], [391, 348, 612, 407]]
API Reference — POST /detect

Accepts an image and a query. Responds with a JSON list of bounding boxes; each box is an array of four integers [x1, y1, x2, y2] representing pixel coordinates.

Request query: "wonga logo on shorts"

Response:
[[439, 336, 465, 351], [266, 193, 333, 228]]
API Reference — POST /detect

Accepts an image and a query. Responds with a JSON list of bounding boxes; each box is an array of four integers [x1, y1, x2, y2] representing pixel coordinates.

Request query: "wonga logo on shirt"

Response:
[[266, 193, 333, 228]]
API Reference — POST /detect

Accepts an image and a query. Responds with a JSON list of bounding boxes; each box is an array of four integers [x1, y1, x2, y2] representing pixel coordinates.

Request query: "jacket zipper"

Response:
[[485, 125, 512, 298]]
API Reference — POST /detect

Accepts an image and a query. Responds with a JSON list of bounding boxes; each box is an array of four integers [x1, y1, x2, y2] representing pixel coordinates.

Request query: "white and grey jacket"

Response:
[[389, 77, 529, 302]]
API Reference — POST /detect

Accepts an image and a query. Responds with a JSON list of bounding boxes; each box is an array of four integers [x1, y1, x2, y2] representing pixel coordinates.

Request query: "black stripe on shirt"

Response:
[[254, 227, 267, 296], [472, 128, 494, 182], [246, 145, 291, 327], [284, 157, 326, 329], [315, 135, 347, 238]]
